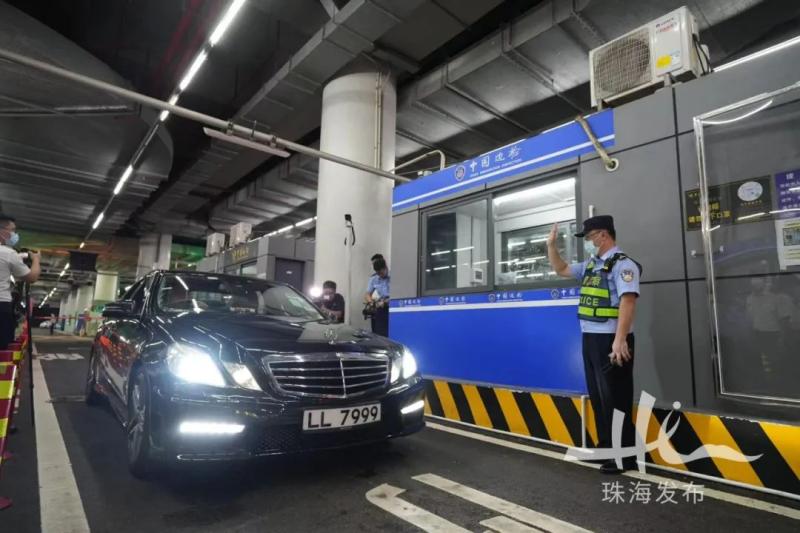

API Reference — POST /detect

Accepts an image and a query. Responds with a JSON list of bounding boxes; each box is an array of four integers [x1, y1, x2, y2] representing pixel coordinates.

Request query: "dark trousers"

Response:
[[0, 302, 15, 350], [371, 306, 389, 337], [582, 333, 635, 449]]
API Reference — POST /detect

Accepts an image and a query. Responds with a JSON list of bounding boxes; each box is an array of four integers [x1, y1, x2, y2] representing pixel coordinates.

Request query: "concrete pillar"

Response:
[[136, 233, 172, 278], [64, 289, 76, 330], [314, 61, 396, 327], [93, 271, 119, 303]]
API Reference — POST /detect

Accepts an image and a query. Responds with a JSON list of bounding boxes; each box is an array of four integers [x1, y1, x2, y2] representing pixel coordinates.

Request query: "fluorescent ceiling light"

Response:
[[276, 225, 293, 234], [79, 242, 85, 249], [433, 266, 450, 271], [113, 165, 134, 195], [770, 208, 800, 215], [430, 250, 450, 256], [789, 186, 800, 193], [703, 99, 773, 126], [716, 34, 800, 72], [92, 212, 105, 229], [209, 0, 247, 46], [295, 217, 315, 227], [159, 95, 180, 122], [179, 50, 208, 91], [453, 246, 474, 252], [203, 127, 291, 158]]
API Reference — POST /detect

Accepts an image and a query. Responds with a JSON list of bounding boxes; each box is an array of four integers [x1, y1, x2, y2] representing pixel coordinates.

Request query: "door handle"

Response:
[[691, 245, 724, 258]]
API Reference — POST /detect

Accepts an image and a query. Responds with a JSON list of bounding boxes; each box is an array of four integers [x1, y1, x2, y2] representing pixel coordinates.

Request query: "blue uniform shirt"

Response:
[[568, 246, 640, 334], [367, 272, 391, 299]]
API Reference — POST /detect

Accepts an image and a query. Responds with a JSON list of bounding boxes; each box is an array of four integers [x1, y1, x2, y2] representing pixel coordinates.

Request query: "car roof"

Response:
[[155, 270, 292, 288]]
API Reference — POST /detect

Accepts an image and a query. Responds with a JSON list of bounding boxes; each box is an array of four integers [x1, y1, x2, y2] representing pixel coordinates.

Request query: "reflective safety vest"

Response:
[[578, 253, 641, 322]]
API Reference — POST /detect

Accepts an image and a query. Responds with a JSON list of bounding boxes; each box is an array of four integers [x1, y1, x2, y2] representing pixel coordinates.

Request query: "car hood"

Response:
[[157, 312, 398, 355]]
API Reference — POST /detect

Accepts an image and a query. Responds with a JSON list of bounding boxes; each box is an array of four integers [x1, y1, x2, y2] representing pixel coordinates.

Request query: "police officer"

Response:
[[547, 215, 641, 474], [365, 257, 390, 336]]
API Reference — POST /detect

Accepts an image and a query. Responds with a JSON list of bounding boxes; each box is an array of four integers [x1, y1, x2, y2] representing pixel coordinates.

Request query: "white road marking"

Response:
[[414, 473, 593, 533], [481, 516, 543, 533], [37, 353, 85, 361], [33, 356, 91, 533], [428, 421, 800, 520], [366, 483, 471, 532]]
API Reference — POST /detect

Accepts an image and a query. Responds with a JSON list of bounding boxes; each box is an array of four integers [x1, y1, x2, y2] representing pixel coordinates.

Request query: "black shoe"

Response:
[[600, 459, 636, 474]]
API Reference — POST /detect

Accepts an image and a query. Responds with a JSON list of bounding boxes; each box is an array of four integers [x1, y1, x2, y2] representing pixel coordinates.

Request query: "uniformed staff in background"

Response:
[[365, 256, 390, 337], [547, 215, 642, 474], [0, 214, 41, 349]]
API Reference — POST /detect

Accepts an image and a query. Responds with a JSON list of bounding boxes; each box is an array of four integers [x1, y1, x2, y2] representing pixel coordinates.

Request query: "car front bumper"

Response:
[[147, 377, 426, 462]]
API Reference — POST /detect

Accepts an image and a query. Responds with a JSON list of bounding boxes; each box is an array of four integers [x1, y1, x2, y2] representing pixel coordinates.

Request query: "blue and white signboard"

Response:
[[775, 169, 800, 218], [392, 109, 615, 211]]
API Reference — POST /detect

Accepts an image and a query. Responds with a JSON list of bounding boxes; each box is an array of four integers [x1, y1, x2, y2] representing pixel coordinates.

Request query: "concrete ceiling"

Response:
[[2, 0, 800, 248]]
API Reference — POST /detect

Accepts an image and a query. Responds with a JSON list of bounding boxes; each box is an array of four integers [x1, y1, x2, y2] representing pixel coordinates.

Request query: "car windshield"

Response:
[[156, 273, 323, 320]]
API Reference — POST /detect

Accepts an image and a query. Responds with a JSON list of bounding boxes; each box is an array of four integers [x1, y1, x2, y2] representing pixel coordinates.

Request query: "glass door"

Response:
[[694, 82, 800, 403]]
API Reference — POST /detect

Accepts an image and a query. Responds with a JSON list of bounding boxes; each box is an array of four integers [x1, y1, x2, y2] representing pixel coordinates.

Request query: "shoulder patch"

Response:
[[621, 269, 635, 283]]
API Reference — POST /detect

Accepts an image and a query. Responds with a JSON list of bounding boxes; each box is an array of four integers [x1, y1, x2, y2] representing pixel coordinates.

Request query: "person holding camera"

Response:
[[319, 280, 345, 323], [0, 215, 41, 349]]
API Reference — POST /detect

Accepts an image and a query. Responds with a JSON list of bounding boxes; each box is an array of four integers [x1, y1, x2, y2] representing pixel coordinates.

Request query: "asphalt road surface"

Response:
[[1, 338, 798, 532]]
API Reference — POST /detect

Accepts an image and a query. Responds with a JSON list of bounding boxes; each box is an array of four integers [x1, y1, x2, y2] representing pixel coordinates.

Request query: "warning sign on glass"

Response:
[[685, 176, 772, 231]]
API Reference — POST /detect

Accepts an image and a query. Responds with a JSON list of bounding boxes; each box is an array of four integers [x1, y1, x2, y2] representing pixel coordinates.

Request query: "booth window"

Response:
[[493, 177, 578, 286], [423, 198, 489, 292], [240, 262, 258, 277]]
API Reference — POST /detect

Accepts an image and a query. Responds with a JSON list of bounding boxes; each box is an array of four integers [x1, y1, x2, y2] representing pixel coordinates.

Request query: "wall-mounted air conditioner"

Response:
[[590, 6, 709, 108], [206, 233, 226, 256], [229, 222, 253, 247]]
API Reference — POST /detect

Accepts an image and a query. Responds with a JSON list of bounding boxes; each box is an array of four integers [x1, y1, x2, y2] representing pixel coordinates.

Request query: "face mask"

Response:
[[584, 240, 598, 256], [5, 232, 19, 247]]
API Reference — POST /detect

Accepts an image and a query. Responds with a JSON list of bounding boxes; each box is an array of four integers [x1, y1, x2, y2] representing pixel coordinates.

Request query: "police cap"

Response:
[[575, 215, 615, 238]]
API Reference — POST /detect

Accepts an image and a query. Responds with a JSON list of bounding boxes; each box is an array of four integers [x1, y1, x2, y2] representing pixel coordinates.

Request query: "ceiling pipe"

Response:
[[0, 48, 409, 184]]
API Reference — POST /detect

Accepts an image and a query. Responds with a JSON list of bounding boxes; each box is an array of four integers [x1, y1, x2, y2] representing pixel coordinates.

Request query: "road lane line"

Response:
[[481, 516, 545, 533], [33, 356, 91, 533], [414, 473, 592, 533], [366, 483, 471, 532], [427, 421, 800, 519]]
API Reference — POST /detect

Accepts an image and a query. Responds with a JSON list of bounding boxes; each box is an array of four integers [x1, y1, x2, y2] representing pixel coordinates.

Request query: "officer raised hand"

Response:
[[547, 215, 642, 474]]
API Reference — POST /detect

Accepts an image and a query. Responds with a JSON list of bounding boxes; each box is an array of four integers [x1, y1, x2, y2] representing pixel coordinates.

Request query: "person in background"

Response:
[[49, 313, 56, 335], [319, 280, 345, 323], [365, 257, 390, 336], [0, 214, 41, 349]]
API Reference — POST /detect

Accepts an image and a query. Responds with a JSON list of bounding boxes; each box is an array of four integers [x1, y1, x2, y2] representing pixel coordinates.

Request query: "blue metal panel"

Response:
[[390, 288, 587, 394], [392, 110, 614, 211]]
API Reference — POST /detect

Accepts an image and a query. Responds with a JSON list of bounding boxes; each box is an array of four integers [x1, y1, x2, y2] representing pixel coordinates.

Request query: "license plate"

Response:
[[302, 404, 381, 431]]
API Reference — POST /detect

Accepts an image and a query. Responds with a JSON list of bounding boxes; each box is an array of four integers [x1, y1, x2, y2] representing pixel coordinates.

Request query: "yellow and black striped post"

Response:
[[424, 379, 800, 496]]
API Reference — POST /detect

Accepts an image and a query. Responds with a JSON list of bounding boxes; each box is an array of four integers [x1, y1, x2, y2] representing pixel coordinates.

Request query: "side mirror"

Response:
[[102, 301, 135, 318]]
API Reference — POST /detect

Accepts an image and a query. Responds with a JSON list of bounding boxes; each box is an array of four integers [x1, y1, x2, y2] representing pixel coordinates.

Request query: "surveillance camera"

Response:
[[344, 214, 352, 222]]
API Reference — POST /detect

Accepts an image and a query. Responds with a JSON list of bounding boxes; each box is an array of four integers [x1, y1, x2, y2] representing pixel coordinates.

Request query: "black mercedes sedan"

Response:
[[85, 270, 425, 477]]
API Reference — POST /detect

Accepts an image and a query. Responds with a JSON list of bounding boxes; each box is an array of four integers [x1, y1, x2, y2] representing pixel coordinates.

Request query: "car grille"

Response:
[[264, 353, 390, 399], [254, 424, 389, 455]]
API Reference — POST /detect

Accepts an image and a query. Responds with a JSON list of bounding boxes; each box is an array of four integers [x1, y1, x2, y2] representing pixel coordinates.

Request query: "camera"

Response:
[[17, 247, 36, 268]]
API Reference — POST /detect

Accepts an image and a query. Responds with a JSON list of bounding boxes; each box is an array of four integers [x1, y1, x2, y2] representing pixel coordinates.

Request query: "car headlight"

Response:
[[222, 362, 261, 391], [391, 347, 419, 383], [402, 349, 418, 379], [167, 342, 226, 387]]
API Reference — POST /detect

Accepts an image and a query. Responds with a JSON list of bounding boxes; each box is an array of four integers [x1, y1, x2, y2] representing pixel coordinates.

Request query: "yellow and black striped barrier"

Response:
[[424, 379, 800, 497]]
